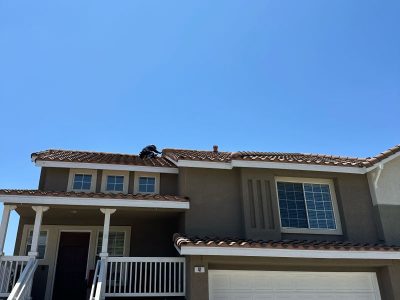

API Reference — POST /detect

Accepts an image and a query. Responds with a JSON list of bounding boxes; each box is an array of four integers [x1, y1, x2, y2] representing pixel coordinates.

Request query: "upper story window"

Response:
[[134, 172, 160, 194], [68, 169, 97, 192], [101, 170, 129, 194], [276, 177, 342, 235], [138, 177, 155, 193], [73, 174, 92, 190], [106, 176, 124, 192]]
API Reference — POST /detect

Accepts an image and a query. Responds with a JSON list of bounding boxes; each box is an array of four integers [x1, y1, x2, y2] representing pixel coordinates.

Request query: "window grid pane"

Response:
[[25, 231, 47, 259], [304, 183, 336, 229], [106, 176, 124, 192], [277, 181, 337, 230], [138, 177, 156, 193], [73, 174, 92, 190], [277, 182, 308, 229], [97, 232, 125, 256]]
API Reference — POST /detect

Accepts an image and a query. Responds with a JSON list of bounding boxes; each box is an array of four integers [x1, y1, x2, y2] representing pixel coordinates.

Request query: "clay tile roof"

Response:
[[0, 189, 189, 202], [363, 144, 400, 167], [233, 152, 366, 167], [173, 234, 400, 252], [163, 149, 367, 168], [163, 149, 232, 162], [32, 149, 177, 168]]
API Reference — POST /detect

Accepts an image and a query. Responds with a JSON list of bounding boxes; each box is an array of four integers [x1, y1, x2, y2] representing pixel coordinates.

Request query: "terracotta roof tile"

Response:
[[32, 149, 177, 168], [163, 149, 367, 168], [163, 149, 232, 162], [0, 189, 189, 202], [363, 144, 400, 167], [173, 234, 400, 252]]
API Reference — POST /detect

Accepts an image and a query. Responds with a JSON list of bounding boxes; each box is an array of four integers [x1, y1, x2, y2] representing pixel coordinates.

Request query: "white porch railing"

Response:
[[90, 257, 186, 298], [6, 258, 38, 300], [0, 256, 30, 298]]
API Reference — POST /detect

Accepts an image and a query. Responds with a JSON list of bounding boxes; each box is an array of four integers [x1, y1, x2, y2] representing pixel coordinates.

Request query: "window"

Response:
[[138, 177, 156, 193], [276, 178, 342, 234], [72, 174, 92, 190], [134, 172, 160, 194], [25, 230, 47, 259], [96, 232, 125, 256], [106, 176, 124, 192], [68, 169, 97, 192]]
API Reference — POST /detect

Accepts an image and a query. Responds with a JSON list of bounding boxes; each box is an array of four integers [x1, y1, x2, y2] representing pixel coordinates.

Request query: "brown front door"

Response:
[[53, 232, 90, 300]]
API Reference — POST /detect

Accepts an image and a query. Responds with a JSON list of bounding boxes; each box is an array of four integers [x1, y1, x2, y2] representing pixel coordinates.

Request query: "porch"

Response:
[[0, 201, 188, 300]]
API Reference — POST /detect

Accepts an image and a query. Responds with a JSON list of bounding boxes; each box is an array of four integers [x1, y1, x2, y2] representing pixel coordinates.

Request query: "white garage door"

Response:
[[209, 270, 381, 300]]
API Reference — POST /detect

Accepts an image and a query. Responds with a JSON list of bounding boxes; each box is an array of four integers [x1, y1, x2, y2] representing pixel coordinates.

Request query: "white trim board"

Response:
[[0, 195, 190, 209], [35, 160, 179, 174], [177, 246, 400, 260], [231, 160, 366, 174], [166, 158, 367, 174]]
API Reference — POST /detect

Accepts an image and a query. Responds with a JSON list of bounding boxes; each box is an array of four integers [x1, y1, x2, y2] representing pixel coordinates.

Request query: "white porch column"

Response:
[[28, 206, 49, 258], [0, 204, 17, 256], [99, 208, 116, 257]]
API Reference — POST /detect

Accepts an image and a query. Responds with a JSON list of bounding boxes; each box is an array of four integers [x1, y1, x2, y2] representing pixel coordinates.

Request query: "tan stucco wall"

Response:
[[178, 167, 245, 237], [180, 167, 379, 243], [39, 167, 178, 196]]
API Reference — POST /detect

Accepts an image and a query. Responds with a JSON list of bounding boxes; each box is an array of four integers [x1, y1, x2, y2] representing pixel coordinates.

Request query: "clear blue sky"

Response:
[[0, 1, 399, 254]]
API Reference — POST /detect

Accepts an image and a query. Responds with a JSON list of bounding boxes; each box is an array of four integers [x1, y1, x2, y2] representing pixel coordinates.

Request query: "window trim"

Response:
[[275, 177, 343, 235], [67, 169, 97, 193], [134, 172, 160, 194], [101, 170, 129, 194], [25, 229, 49, 259]]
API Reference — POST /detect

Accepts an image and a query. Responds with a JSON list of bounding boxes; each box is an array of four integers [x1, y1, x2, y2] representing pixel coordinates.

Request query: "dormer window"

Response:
[[67, 169, 97, 192], [106, 176, 124, 192], [138, 177, 156, 193]]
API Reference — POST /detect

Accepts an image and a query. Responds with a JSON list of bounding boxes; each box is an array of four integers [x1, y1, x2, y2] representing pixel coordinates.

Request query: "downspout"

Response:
[[373, 163, 384, 189]]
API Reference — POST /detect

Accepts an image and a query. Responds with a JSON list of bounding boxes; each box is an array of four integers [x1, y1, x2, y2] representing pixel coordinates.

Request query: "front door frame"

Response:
[[19, 225, 131, 300], [52, 230, 92, 300], [52, 231, 92, 300]]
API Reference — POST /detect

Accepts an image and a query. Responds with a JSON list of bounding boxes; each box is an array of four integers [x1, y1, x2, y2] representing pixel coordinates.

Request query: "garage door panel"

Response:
[[209, 271, 381, 300]]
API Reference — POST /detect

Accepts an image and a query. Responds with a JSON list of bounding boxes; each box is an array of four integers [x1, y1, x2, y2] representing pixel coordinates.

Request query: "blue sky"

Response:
[[0, 1, 399, 254]]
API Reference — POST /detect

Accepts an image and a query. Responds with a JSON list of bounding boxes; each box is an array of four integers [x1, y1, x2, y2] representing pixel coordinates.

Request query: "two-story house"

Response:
[[0, 145, 399, 300]]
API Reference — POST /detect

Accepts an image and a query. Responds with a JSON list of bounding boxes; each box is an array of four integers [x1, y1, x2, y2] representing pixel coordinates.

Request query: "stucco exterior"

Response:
[[5, 151, 400, 300]]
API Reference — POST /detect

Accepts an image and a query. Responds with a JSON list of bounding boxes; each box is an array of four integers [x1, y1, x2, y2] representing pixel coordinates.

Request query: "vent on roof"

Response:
[[213, 145, 218, 153], [139, 145, 161, 159]]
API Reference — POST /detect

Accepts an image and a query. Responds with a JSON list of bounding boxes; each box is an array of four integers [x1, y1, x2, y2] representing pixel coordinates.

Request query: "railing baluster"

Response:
[[149, 261, 152, 293], [134, 262, 137, 293], [129, 261, 132, 294], [169, 261, 171, 293], [139, 262, 143, 293]]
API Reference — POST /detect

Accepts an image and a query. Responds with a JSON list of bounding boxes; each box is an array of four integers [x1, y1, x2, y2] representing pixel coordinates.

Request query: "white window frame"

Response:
[[101, 170, 129, 194], [25, 229, 49, 259], [134, 172, 160, 194], [275, 177, 343, 235], [67, 168, 97, 193]]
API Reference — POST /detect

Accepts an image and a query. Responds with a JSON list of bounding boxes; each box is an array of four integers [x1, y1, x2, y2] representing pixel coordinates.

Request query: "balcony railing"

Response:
[[90, 257, 186, 299], [0, 256, 30, 298]]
